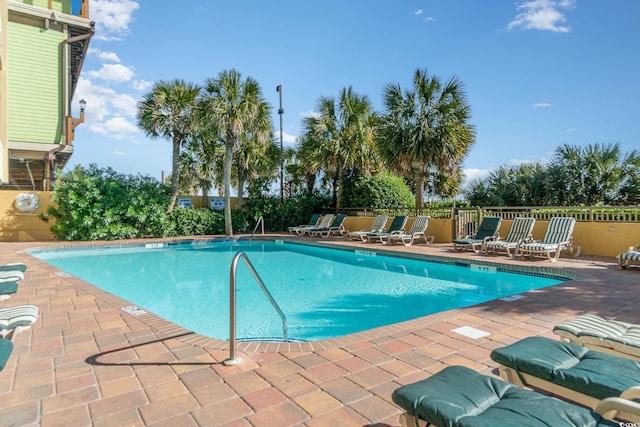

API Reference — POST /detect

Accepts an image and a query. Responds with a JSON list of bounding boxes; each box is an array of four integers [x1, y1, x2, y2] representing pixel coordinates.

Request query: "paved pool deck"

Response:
[[0, 236, 638, 426]]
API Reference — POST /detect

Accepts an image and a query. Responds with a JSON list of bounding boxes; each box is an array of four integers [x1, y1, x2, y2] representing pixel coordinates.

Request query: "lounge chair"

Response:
[[553, 314, 640, 361], [366, 215, 408, 243], [0, 305, 39, 340], [452, 216, 502, 253], [0, 263, 27, 283], [491, 336, 640, 411], [298, 214, 334, 236], [287, 214, 321, 234], [0, 338, 14, 371], [392, 365, 637, 427], [618, 246, 640, 269], [0, 281, 19, 301], [518, 216, 580, 262], [309, 214, 346, 238], [383, 216, 434, 246], [346, 215, 389, 241], [483, 217, 536, 257]]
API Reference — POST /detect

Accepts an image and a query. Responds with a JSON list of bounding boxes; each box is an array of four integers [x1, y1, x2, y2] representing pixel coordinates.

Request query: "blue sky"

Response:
[[71, 0, 640, 189]]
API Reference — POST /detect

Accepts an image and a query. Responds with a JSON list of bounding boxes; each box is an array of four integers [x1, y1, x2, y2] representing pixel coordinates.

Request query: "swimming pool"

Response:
[[30, 240, 566, 341]]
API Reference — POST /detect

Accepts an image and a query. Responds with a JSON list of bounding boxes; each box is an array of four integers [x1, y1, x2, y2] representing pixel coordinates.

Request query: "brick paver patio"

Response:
[[1, 237, 638, 426]]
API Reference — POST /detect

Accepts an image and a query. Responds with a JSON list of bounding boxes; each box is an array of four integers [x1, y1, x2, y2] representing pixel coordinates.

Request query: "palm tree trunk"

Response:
[[237, 178, 245, 209], [415, 169, 425, 212], [223, 142, 234, 236], [167, 139, 181, 214]]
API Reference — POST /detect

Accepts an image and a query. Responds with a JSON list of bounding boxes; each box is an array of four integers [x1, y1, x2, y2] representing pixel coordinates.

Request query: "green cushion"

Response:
[[392, 365, 616, 427], [0, 338, 14, 371], [490, 336, 640, 400], [0, 281, 19, 296]]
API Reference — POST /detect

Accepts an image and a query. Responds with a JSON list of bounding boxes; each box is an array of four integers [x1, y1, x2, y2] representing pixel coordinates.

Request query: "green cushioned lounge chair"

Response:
[[618, 246, 640, 269], [383, 216, 434, 246], [0, 281, 19, 301], [554, 314, 640, 361], [287, 214, 321, 234], [346, 215, 389, 241], [0, 338, 14, 371], [483, 217, 536, 257], [0, 263, 27, 283], [519, 216, 580, 262], [0, 305, 39, 340], [491, 336, 640, 411], [309, 214, 347, 238], [392, 365, 638, 427], [452, 216, 502, 253], [366, 216, 408, 243]]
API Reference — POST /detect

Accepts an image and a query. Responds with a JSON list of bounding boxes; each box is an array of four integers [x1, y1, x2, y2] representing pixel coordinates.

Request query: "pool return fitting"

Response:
[[224, 251, 288, 365]]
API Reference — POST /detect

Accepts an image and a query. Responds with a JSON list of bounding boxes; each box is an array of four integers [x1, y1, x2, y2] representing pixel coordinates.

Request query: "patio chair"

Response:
[[553, 314, 640, 361], [297, 214, 334, 236], [392, 365, 637, 427], [0, 281, 19, 301], [0, 305, 39, 340], [452, 216, 502, 253], [0, 263, 27, 283], [382, 216, 434, 246], [366, 215, 408, 243], [346, 215, 389, 241], [518, 216, 580, 262], [617, 246, 640, 269], [309, 214, 347, 238], [491, 336, 640, 411], [287, 213, 321, 234], [483, 217, 536, 257], [0, 338, 14, 371]]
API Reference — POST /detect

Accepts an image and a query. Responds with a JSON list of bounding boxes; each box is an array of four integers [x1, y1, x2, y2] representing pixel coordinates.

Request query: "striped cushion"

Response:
[[619, 251, 640, 261], [520, 242, 565, 252], [541, 217, 576, 244], [485, 240, 518, 249], [0, 305, 39, 331], [503, 217, 536, 242]]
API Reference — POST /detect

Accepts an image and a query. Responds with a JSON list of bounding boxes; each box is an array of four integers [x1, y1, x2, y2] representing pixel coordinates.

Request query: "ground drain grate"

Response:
[[121, 306, 147, 316], [452, 326, 490, 339]]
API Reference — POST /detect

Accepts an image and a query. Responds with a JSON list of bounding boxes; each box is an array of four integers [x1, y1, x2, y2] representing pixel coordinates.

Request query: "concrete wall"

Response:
[[0, 190, 55, 241]]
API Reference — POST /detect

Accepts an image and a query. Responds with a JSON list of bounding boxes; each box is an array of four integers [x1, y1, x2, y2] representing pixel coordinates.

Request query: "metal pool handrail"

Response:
[[224, 251, 288, 366], [250, 216, 264, 240]]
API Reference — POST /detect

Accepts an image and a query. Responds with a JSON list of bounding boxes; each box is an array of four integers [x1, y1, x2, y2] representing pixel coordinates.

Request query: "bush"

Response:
[[343, 173, 415, 210], [44, 165, 172, 240], [245, 190, 332, 232]]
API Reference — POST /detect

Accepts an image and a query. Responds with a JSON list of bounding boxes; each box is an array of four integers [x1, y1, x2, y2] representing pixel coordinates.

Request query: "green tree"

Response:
[[197, 69, 272, 235], [299, 86, 379, 208], [380, 68, 476, 210], [136, 79, 200, 213]]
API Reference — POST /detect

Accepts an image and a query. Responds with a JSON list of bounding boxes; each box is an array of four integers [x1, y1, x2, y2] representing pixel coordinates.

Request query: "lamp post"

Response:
[[66, 98, 86, 145], [276, 85, 284, 202]]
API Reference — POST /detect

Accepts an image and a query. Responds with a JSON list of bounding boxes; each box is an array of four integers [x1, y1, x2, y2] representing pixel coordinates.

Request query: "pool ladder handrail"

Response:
[[250, 216, 264, 240], [224, 251, 288, 366]]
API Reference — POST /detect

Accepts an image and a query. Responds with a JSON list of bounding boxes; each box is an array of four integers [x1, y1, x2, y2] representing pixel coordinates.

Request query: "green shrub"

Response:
[[344, 173, 415, 210]]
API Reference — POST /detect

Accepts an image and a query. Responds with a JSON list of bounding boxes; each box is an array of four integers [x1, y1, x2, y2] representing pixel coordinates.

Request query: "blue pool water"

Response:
[[31, 240, 564, 341]]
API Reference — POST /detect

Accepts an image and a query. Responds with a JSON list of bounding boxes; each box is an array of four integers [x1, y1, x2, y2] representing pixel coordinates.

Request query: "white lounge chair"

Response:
[[484, 217, 536, 257], [617, 246, 640, 269], [297, 214, 334, 236], [383, 216, 434, 246], [346, 215, 389, 241], [0, 305, 39, 340], [518, 217, 580, 262]]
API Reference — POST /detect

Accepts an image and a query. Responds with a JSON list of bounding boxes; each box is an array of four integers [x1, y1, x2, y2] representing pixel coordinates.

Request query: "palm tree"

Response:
[[380, 68, 476, 211], [197, 69, 272, 235], [137, 79, 200, 213], [298, 87, 378, 208]]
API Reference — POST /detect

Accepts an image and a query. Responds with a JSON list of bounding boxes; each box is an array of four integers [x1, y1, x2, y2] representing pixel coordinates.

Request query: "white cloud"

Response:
[[532, 102, 552, 108], [92, 0, 140, 39], [425, 17, 436, 22], [301, 110, 320, 119], [90, 116, 138, 139], [414, 9, 423, 15], [132, 79, 153, 92], [113, 151, 126, 156], [566, 127, 576, 133], [463, 168, 492, 182], [508, 0, 575, 33], [87, 63, 135, 82], [88, 47, 121, 63]]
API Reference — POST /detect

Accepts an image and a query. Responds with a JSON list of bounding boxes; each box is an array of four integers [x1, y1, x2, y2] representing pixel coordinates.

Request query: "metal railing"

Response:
[[224, 252, 288, 366], [250, 216, 264, 239]]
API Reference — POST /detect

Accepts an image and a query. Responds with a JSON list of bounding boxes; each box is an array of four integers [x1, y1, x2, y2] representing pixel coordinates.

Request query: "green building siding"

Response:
[[7, 22, 64, 145], [16, 0, 71, 14]]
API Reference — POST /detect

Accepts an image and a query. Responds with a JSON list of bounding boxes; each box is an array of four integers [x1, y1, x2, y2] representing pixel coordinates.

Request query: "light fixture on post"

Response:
[[66, 98, 86, 144], [276, 85, 284, 202]]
